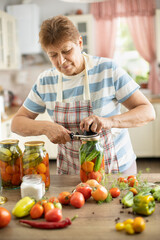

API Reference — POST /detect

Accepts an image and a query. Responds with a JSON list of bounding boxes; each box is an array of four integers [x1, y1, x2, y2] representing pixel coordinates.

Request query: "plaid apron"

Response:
[[53, 55, 119, 174]]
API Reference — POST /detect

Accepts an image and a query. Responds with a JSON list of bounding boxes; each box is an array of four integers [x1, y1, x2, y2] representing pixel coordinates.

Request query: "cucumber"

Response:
[[0, 152, 12, 162], [23, 153, 39, 162], [80, 141, 94, 164], [85, 149, 99, 162], [0, 147, 12, 157], [94, 152, 103, 172]]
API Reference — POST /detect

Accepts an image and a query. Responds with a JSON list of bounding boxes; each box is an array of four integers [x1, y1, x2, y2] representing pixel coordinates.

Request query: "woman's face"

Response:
[[46, 37, 85, 76]]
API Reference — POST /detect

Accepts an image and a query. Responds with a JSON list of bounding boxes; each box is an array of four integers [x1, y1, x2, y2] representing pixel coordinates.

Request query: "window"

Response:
[[114, 18, 149, 87]]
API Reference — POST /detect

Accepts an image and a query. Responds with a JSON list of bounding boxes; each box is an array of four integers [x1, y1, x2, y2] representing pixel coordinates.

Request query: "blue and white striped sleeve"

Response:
[[23, 77, 46, 114], [113, 65, 140, 103]]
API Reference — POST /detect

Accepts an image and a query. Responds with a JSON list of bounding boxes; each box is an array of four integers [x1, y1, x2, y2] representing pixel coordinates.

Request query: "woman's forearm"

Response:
[[107, 104, 155, 129], [11, 115, 49, 137]]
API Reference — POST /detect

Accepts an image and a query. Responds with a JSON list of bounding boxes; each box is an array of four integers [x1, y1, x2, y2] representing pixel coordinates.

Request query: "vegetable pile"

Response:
[[1, 170, 160, 234]]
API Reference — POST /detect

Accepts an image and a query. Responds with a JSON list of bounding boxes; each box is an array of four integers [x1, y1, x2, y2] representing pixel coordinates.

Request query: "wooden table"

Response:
[[1, 174, 160, 240]]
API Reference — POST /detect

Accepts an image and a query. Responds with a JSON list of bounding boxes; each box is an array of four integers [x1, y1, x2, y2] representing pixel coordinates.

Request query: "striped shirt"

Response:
[[24, 53, 140, 172]]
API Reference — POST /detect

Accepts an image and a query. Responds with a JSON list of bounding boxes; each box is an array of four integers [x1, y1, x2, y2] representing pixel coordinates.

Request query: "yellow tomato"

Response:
[[123, 218, 134, 225], [132, 217, 146, 233], [125, 223, 135, 235], [91, 185, 108, 201], [115, 222, 125, 231]]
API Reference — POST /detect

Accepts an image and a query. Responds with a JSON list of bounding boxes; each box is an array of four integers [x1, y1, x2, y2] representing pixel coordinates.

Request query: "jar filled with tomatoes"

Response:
[[0, 139, 23, 189], [22, 141, 50, 190], [79, 136, 104, 183]]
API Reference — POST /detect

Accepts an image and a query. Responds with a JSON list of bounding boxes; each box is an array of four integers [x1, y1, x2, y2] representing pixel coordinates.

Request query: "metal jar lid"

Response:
[[24, 141, 45, 146], [0, 139, 19, 145]]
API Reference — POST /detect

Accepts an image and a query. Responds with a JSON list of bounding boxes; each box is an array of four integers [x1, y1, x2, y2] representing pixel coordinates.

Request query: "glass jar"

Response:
[[79, 136, 104, 183], [22, 141, 50, 190], [20, 174, 45, 201], [0, 139, 23, 189]]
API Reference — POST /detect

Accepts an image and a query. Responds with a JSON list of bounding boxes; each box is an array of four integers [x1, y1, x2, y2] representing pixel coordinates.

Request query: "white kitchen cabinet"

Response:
[[7, 4, 41, 55], [1, 111, 58, 159], [121, 103, 159, 157], [0, 10, 20, 70], [153, 103, 160, 156], [68, 14, 95, 55], [128, 122, 155, 157]]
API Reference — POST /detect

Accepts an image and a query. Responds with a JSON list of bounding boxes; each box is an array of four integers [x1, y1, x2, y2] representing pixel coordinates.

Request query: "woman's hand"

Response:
[[80, 115, 111, 133], [44, 122, 71, 144]]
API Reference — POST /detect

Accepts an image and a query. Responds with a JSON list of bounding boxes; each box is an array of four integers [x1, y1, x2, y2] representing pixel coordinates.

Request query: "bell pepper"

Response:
[[150, 185, 160, 194], [12, 196, 35, 218], [153, 191, 160, 202], [132, 195, 155, 216], [121, 191, 134, 207]]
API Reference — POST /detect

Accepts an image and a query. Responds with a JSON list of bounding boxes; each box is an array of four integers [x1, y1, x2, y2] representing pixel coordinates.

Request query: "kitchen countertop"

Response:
[[1, 173, 160, 240], [1, 106, 20, 122]]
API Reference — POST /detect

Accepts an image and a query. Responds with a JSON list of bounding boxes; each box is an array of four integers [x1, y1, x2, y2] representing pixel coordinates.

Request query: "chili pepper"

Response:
[[132, 195, 155, 216], [19, 218, 72, 229], [121, 191, 134, 208]]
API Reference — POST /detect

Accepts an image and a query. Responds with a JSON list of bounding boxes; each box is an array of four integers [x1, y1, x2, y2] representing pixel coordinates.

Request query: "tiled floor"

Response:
[[49, 158, 160, 175]]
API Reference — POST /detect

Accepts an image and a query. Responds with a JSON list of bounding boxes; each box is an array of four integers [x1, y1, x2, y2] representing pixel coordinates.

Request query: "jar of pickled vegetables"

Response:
[[0, 139, 23, 189], [79, 136, 104, 183], [22, 141, 50, 190]]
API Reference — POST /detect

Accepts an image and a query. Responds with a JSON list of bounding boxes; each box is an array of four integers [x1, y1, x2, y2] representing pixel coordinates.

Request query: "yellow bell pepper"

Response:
[[81, 161, 94, 172], [12, 196, 35, 218]]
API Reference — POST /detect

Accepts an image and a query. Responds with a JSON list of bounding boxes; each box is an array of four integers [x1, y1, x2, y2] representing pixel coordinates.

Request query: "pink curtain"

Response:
[[90, 0, 160, 94], [127, 15, 160, 94], [94, 19, 117, 58], [90, 1, 117, 58]]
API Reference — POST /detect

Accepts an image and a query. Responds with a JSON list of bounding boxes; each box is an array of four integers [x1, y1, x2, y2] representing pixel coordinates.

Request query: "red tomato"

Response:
[[48, 197, 59, 204], [0, 207, 11, 228], [127, 175, 136, 181], [70, 192, 85, 208], [44, 202, 54, 215], [91, 185, 108, 201], [37, 199, 48, 207], [117, 177, 128, 183], [58, 191, 71, 205], [109, 187, 120, 198], [30, 203, 44, 219], [45, 208, 62, 222], [76, 183, 92, 200], [128, 178, 138, 187], [88, 171, 102, 183], [86, 179, 99, 188]]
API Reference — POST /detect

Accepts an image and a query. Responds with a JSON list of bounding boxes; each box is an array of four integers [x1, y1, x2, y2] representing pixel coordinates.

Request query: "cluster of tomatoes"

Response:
[[118, 175, 138, 187], [116, 217, 146, 234]]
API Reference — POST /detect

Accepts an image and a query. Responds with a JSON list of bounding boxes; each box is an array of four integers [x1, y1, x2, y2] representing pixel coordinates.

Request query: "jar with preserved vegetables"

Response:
[[0, 139, 23, 189], [22, 141, 50, 190], [79, 136, 104, 183]]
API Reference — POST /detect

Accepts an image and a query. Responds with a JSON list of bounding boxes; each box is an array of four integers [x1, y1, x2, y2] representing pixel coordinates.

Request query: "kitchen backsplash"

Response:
[[0, 54, 51, 104]]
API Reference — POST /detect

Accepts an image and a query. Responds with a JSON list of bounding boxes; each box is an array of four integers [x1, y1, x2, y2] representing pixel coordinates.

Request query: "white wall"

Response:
[[0, 0, 89, 22]]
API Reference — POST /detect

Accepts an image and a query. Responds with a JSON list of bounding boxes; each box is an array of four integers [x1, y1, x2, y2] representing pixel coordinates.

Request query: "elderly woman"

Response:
[[11, 15, 155, 176]]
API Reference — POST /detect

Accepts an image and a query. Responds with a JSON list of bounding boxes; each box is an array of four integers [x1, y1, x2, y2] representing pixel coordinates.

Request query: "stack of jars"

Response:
[[0, 139, 50, 190]]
